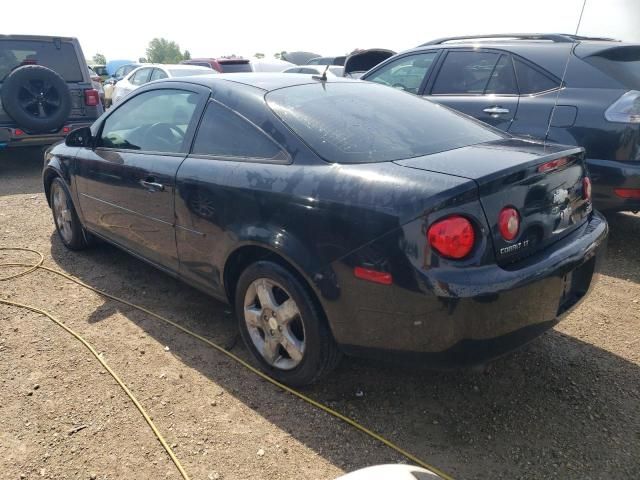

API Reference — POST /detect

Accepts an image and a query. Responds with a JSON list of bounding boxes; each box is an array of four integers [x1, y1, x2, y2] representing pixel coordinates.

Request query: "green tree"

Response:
[[183, 50, 191, 60], [92, 53, 106, 65], [145, 38, 186, 64], [254, 52, 265, 59]]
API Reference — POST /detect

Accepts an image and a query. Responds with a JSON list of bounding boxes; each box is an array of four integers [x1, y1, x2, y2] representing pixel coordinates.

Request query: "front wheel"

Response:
[[235, 261, 341, 386], [50, 177, 91, 250]]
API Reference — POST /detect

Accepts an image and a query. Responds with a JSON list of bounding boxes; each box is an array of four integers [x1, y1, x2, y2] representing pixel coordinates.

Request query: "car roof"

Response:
[[162, 72, 359, 91]]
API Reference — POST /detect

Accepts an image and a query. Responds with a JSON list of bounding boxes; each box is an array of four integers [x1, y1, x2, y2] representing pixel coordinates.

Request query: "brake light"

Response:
[[84, 89, 100, 106], [62, 126, 71, 134], [14, 128, 24, 136], [614, 188, 640, 199], [582, 176, 592, 201], [498, 207, 520, 241], [605, 90, 640, 123], [353, 267, 393, 285], [427, 216, 475, 259], [538, 156, 568, 173]]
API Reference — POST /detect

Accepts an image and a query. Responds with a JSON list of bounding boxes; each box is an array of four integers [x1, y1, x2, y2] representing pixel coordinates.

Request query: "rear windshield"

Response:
[[266, 82, 502, 163], [167, 68, 212, 77], [220, 62, 252, 73], [0, 39, 83, 82], [584, 47, 640, 89]]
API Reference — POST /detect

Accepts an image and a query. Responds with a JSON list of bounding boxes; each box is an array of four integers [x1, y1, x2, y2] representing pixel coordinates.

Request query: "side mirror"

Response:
[[65, 126, 92, 147]]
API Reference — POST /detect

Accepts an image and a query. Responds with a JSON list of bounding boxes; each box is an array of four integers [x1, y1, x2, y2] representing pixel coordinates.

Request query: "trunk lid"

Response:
[[394, 138, 592, 264], [343, 49, 396, 78]]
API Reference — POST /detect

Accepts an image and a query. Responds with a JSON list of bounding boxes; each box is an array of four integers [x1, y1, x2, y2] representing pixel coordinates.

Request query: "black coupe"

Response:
[[43, 74, 608, 385]]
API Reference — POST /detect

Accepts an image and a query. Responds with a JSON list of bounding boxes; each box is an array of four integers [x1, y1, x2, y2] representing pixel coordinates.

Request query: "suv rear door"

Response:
[[424, 49, 519, 130]]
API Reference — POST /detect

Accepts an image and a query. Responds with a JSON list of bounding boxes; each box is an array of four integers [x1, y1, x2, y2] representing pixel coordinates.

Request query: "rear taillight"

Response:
[[498, 207, 520, 241], [427, 216, 475, 259], [614, 188, 640, 199], [84, 89, 100, 106], [582, 176, 592, 201], [605, 90, 640, 123], [538, 156, 568, 173]]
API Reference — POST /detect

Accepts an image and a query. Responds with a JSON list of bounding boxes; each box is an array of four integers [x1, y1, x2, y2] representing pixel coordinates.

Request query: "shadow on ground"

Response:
[[601, 212, 640, 284], [47, 233, 640, 480], [0, 147, 47, 196]]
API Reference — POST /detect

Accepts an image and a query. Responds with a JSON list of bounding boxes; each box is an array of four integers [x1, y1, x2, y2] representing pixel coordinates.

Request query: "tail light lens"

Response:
[[538, 156, 568, 173], [498, 207, 520, 241], [582, 176, 592, 201], [605, 90, 640, 123], [614, 188, 640, 199], [427, 216, 475, 259], [84, 89, 100, 106]]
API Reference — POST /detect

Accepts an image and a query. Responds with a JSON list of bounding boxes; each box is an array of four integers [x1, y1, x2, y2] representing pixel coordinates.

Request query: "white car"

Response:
[[111, 64, 213, 105], [282, 65, 345, 77]]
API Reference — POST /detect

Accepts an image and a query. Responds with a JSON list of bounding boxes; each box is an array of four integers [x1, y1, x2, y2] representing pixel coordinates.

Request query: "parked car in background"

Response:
[[89, 64, 109, 81], [250, 58, 295, 72], [282, 65, 344, 77], [362, 34, 640, 212], [0, 35, 102, 151], [105, 59, 137, 79], [343, 48, 395, 78], [110, 62, 142, 81], [44, 74, 606, 385], [111, 64, 212, 105], [307, 56, 347, 66], [181, 57, 252, 73]]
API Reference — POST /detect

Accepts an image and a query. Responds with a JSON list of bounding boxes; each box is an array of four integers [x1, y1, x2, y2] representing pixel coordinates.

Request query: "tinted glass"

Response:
[[432, 51, 500, 95], [298, 68, 320, 74], [131, 68, 151, 85], [0, 40, 83, 82], [485, 55, 518, 94], [192, 101, 283, 160], [584, 47, 640, 89], [99, 89, 199, 153], [123, 64, 139, 76], [219, 62, 252, 73], [167, 68, 211, 77], [150, 68, 168, 81], [267, 82, 502, 163], [513, 59, 558, 94], [367, 52, 438, 94], [283, 68, 301, 73]]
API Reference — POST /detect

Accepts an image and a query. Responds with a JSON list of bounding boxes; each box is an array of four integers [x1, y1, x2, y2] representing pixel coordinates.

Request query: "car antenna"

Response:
[[312, 64, 330, 82]]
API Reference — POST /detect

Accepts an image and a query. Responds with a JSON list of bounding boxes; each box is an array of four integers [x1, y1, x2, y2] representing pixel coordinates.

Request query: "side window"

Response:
[[99, 89, 199, 153], [192, 101, 285, 161], [131, 68, 151, 86], [299, 68, 320, 74], [432, 51, 501, 95], [114, 66, 125, 78], [284, 68, 301, 74], [485, 54, 518, 95], [150, 68, 168, 81], [513, 59, 559, 94], [367, 52, 438, 94]]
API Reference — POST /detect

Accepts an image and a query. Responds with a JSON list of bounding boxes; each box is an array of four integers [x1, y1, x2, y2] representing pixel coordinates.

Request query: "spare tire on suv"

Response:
[[1, 64, 72, 133]]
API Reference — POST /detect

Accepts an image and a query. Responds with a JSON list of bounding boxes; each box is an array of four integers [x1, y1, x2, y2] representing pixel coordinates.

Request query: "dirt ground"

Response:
[[0, 148, 639, 480]]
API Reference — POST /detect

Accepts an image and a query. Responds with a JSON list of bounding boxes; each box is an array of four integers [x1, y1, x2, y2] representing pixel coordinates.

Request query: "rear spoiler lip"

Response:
[[574, 42, 640, 59]]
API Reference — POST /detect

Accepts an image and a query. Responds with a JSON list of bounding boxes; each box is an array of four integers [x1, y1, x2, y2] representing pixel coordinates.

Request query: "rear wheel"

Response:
[[50, 177, 91, 250], [235, 261, 341, 386]]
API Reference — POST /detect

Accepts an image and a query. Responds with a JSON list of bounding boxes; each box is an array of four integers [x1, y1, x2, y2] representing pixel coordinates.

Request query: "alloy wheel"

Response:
[[51, 183, 73, 243]]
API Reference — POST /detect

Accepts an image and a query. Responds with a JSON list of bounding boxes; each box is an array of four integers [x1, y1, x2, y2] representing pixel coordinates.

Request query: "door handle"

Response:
[[140, 178, 164, 192], [483, 106, 510, 114]]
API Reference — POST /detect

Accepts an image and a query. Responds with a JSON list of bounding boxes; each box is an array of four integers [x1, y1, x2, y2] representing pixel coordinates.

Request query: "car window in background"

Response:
[[432, 51, 501, 95], [219, 62, 252, 73], [114, 66, 126, 78], [167, 68, 211, 77], [0, 40, 83, 81], [485, 54, 518, 95], [267, 82, 503, 164], [150, 68, 168, 81], [192, 101, 284, 160], [583, 46, 640, 89], [131, 68, 152, 86], [298, 68, 320, 74], [513, 58, 559, 94], [99, 89, 199, 152], [366, 52, 438, 94]]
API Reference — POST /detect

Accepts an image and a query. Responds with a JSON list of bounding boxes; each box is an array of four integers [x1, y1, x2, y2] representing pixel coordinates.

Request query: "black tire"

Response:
[[49, 177, 91, 250], [1, 65, 72, 133], [235, 261, 342, 386]]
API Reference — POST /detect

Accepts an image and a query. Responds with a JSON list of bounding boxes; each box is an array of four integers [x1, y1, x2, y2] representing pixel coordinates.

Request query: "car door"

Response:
[[74, 84, 209, 271], [425, 49, 519, 131], [174, 99, 289, 295], [364, 51, 440, 95]]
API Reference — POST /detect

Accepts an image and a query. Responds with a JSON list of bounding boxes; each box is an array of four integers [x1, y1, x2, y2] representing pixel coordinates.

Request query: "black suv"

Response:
[[361, 34, 640, 212], [0, 35, 103, 151]]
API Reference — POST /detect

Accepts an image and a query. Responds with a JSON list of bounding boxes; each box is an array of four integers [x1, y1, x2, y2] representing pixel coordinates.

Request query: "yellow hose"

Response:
[[0, 247, 454, 480]]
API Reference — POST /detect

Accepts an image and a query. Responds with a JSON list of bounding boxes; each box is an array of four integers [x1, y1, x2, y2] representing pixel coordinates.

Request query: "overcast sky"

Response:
[[6, 0, 639, 62]]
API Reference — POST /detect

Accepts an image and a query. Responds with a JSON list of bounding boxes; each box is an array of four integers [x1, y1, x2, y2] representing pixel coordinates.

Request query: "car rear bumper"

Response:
[[334, 211, 608, 367], [587, 158, 640, 212], [0, 123, 93, 149]]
